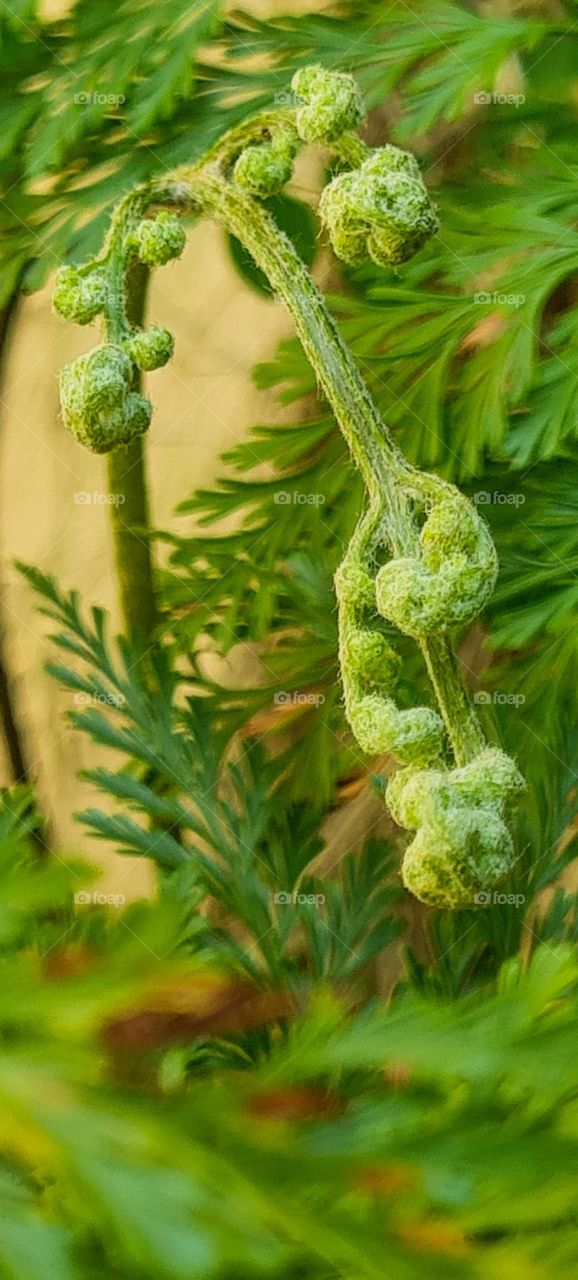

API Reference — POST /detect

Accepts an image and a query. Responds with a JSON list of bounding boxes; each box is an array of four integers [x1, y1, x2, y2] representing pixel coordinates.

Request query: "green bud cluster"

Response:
[[53, 207, 185, 451], [291, 64, 364, 143], [387, 748, 525, 908], [375, 492, 498, 639], [319, 145, 439, 267], [336, 542, 446, 768], [129, 212, 186, 266], [59, 344, 151, 454], [336, 479, 523, 907]]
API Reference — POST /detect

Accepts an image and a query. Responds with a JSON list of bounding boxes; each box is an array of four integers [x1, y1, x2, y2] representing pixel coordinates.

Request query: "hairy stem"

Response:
[[158, 170, 483, 764], [421, 634, 484, 763], [168, 173, 413, 532], [106, 261, 157, 639]]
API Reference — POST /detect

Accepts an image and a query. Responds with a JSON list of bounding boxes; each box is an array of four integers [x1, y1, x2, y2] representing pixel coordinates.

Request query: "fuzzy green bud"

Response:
[[291, 65, 364, 143], [334, 560, 375, 611], [53, 265, 107, 325], [387, 748, 525, 908], [319, 145, 438, 268], [375, 493, 497, 639], [124, 326, 174, 371], [349, 694, 445, 765], [59, 344, 152, 454], [233, 136, 296, 198], [130, 212, 186, 267], [344, 629, 401, 690]]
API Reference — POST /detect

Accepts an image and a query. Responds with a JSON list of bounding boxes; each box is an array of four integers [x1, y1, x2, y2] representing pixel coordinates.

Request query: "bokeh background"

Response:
[[1, 0, 322, 890]]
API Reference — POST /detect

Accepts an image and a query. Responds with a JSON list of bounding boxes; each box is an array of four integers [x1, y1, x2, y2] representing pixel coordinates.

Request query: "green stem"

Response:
[[106, 261, 157, 639], [421, 634, 484, 764], [161, 171, 483, 765], [178, 173, 412, 533]]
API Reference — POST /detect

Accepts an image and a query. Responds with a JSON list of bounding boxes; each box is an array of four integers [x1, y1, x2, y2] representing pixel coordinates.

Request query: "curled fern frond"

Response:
[[50, 63, 524, 907], [53, 201, 184, 453], [319, 145, 439, 267]]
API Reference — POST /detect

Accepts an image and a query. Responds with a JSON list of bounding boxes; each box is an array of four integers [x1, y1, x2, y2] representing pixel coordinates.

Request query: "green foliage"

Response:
[[1, 782, 578, 1277], [5, 0, 578, 1273], [18, 562, 401, 986], [157, 0, 578, 921]]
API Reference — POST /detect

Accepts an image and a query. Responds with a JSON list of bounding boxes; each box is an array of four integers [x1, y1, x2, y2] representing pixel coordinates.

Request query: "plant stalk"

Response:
[[106, 261, 157, 639], [164, 172, 483, 765]]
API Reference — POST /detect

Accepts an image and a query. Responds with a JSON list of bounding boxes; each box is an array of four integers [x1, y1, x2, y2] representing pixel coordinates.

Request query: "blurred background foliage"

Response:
[[2, 0, 578, 1276]]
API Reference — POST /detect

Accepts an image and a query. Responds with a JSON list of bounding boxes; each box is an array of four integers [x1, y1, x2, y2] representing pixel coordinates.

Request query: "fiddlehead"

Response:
[[291, 64, 364, 142], [58, 343, 152, 454], [52, 201, 182, 453], [375, 491, 498, 640], [337, 504, 522, 904], [336, 516, 446, 767], [387, 749, 525, 909], [51, 65, 524, 907], [233, 127, 298, 198], [319, 145, 439, 268]]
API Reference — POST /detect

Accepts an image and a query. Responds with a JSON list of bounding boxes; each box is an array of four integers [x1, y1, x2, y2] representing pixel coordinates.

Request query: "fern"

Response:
[[0, 791, 577, 1278], [5, 4, 578, 1271], [152, 3, 578, 935], [19, 562, 401, 987]]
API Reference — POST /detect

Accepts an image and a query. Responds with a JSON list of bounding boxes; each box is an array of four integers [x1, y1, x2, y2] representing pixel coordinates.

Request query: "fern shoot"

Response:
[[50, 65, 524, 908]]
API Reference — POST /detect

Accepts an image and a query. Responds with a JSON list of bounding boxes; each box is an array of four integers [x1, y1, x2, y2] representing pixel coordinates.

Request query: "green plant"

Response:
[[147, 0, 578, 976], [7, 8, 578, 1270], [50, 65, 524, 909], [2, 773, 578, 1279]]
